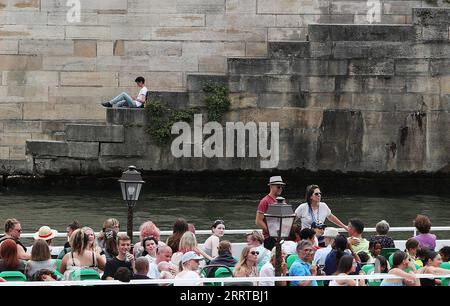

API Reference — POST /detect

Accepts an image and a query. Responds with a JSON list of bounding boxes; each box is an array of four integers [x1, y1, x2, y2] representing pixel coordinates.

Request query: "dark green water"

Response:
[[1, 189, 449, 242]]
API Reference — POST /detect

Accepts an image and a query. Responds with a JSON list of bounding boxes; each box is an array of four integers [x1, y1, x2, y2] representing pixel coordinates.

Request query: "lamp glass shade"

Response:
[[118, 165, 144, 202]]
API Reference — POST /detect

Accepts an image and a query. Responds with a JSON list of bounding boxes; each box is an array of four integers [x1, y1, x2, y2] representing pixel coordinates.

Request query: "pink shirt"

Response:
[[257, 194, 277, 238]]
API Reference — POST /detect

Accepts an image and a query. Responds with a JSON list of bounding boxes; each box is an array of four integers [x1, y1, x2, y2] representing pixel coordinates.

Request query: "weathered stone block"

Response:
[[441, 76, 450, 95], [4, 120, 42, 133], [198, 56, 227, 73], [0, 104, 22, 119], [206, 14, 275, 28], [430, 60, 450, 76], [47, 12, 98, 25], [268, 27, 308, 41], [65, 26, 111, 40], [419, 26, 449, 41], [395, 59, 430, 76], [236, 75, 301, 93], [413, 8, 450, 26], [19, 39, 74, 56], [1, 0, 40, 10], [42, 57, 96, 71], [182, 42, 245, 57], [226, 0, 256, 14], [33, 158, 81, 175], [228, 58, 290, 75], [245, 42, 268, 57], [349, 59, 394, 76], [9, 12, 47, 24], [120, 72, 184, 91], [330, 0, 370, 14], [258, 0, 329, 14], [291, 59, 328, 76], [100, 143, 146, 157], [335, 77, 363, 93], [124, 41, 181, 57], [309, 42, 331, 59], [176, 0, 225, 14], [275, 14, 322, 27], [159, 14, 205, 27], [65, 125, 124, 143], [268, 42, 309, 59], [364, 76, 406, 94], [74, 40, 97, 57], [68, 142, 99, 159], [111, 26, 152, 40], [113, 40, 125, 56], [257, 92, 304, 108], [151, 27, 266, 42], [328, 60, 348, 76], [97, 41, 113, 56], [61, 72, 119, 87], [127, 0, 177, 13], [187, 74, 228, 92], [309, 24, 415, 42], [0, 55, 42, 70], [302, 76, 335, 93], [26, 140, 68, 157], [0, 40, 18, 54], [0, 147, 9, 160], [406, 77, 440, 93], [383, 1, 421, 15], [3, 71, 59, 86], [0, 133, 32, 146], [106, 108, 147, 126], [0, 25, 64, 39]]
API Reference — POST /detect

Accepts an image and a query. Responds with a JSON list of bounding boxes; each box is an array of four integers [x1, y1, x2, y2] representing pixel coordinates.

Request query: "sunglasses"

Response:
[[314, 192, 322, 196], [250, 251, 260, 255], [302, 249, 314, 253]]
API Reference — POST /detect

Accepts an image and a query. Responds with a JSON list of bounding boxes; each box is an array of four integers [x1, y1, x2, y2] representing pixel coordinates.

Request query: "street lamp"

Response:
[[264, 196, 296, 286], [118, 165, 145, 243]]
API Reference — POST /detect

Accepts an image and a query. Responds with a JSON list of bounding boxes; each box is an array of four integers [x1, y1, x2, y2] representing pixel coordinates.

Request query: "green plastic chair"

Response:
[[55, 259, 62, 271], [361, 264, 374, 275], [380, 248, 400, 260], [440, 262, 450, 287], [286, 254, 299, 270], [0, 271, 27, 282], [69, 269, 101, 281], [213, 267, 234, 286]]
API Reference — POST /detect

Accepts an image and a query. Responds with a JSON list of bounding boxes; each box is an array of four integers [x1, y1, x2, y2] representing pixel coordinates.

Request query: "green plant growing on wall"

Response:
[[145, 99, 196, 145], [203, 82, 231, 122]]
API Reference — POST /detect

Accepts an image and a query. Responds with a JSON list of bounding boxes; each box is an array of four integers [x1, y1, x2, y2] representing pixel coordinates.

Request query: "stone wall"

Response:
[[1, 0, 450, 163], [21, 7, 450, 176]]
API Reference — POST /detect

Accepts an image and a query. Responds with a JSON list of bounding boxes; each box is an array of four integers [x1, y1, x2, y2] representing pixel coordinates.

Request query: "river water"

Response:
[[1, 188, 449, 244]]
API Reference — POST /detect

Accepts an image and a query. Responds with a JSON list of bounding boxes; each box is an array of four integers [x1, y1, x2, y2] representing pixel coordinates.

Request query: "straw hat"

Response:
[[34, 226, 58, 240]]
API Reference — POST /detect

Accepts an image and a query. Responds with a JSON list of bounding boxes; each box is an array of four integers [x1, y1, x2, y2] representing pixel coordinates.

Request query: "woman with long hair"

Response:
[[82, 226, 103, 256], [25, 239, 56, 279], [329, 255, 365, 286], [0, 239, 25, 273], [233, 246, 259, 285], [294, 185, 347, 230], [133, 221, 163, 258], [97, 218, 120, 249], [171, 231, 212, 267], [203, 219, 225, 258], [166, 218, 189, 253], [417, 250, 450, 286], [380, 251, 419, 286], [141, 236, 158, 265], [59, 229, 106, 279]]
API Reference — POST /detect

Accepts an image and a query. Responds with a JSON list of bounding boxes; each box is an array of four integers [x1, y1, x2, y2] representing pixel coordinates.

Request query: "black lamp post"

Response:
[[264, 197, 296, 286], [118, 166, 145, 243]]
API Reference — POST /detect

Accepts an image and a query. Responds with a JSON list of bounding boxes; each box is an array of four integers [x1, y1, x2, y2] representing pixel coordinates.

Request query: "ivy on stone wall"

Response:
[[145, 83, 230, 145], [144, 100, 196, 145], [203, 82, 231, 122]]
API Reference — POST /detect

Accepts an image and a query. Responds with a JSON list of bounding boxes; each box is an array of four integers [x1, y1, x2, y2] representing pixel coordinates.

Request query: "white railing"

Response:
[[19, 226, 450, 239], [1, 273, 449, 286]]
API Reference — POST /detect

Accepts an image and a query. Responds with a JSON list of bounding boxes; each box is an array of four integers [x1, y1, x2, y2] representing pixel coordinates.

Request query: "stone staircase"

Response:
[[25, 8, 450, 175]]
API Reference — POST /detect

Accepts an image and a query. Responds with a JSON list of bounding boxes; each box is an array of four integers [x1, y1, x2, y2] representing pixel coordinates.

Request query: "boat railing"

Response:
[[19, 226, 450, 239], [1, 273, 450, 286]]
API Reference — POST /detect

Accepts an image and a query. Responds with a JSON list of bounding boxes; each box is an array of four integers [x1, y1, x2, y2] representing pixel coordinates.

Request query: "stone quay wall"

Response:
[[21, 7, 450, 176], [0, 1, 449, 175]]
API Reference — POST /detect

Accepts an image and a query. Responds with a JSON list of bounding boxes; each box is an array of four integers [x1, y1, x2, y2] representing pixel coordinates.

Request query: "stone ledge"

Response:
[[65, 124, 124, 143], [26, 141, 99, 159], [413, 8, 450, 26]]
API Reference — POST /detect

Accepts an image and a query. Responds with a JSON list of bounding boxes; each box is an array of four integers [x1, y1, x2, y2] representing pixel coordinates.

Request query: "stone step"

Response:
[[26, 140, 99, 160], [147, 91, 190, 109], [268, 42, 310, 59], [308, 24, 415, 42], [65, 124, 124, 143], [187, 74, 228, 92]]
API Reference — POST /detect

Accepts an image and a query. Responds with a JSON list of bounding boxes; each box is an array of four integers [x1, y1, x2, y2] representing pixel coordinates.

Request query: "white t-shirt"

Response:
[[313, 245, 332, 266], [147, 262, 160, 279], [281, 241, 297, 255], [259, 262, 275, 286], [294, 202, 331, 229], [135, 86, 148, 107], [174, 270, 202, 286]]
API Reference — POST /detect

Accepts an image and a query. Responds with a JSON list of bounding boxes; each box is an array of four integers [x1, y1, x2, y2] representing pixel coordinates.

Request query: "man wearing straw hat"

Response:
[[255, 176, 286, 250], [34, 226, 58, 245]]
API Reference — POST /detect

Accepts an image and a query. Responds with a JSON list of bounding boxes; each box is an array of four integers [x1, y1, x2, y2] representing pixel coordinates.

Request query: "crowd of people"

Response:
[[0, 176, 449, 286]]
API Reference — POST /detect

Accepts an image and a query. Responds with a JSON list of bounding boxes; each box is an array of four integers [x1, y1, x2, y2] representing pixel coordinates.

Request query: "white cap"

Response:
[[323, 227, 339, 238], [181, 251, 203, 264]]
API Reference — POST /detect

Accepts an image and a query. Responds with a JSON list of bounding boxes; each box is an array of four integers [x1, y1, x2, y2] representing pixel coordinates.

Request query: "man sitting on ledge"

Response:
[[102, 76, 148, 108]]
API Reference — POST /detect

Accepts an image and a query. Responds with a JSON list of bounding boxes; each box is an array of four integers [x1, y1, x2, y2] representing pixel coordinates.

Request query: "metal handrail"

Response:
[[18, 226, 450, 239], [1, 273, 450, 286]]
